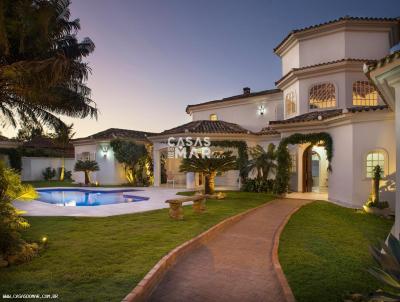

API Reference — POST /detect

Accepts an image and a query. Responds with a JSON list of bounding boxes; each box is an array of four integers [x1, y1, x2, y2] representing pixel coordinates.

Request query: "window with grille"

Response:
[[290, 152, 297, 173], [309, 83, 336, 109], [285, 91, 296, 116], [78, 152, 95, 161], [352, 81, 378, 106], [210, 114, 218, 121], [366, 151, 385, 178]]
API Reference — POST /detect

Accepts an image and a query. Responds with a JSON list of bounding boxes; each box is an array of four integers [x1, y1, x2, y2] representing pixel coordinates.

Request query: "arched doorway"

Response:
[[302, 145, 328, 193]]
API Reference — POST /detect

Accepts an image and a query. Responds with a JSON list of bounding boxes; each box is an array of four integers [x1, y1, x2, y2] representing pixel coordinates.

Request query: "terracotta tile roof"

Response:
[[256, 127, 280, 136], [75, 128, 158, 141], [276, 58, 374, 86], [160, 120, 253, 135], [364, 50, 400, 73], [269, 105, 388, 125], [186, 89, 281, 113], [22, 136, 75, 157], [0, 135, 12, 141], [274, 16, 399, 53]]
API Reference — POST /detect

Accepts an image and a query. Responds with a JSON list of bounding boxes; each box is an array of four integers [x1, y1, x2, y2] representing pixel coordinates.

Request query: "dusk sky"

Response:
[[4, 0, 399, 138]]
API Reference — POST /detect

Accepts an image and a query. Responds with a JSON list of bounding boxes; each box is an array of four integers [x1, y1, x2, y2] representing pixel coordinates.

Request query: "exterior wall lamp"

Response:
[[100, 144, 109, 158], [258, 104, 266, 115]]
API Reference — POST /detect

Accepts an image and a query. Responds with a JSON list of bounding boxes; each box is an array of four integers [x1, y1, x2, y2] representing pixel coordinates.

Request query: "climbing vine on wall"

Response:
[[211, 140, 248, 180], [274, 132, 333, 194]]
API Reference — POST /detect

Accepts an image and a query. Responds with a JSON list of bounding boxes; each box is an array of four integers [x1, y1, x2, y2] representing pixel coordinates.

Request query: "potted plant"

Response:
[[363, 165, 391, 217]]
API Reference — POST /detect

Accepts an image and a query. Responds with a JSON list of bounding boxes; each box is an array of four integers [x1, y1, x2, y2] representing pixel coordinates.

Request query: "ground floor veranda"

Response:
[[149, 112, 396, 209]]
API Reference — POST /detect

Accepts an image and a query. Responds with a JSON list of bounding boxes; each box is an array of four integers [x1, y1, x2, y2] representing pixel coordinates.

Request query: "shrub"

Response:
[[241, 178, 275, 193], [42, 167, 56, 180], [0, 161, 37, 265], [57, 168, 72, 181], [368, 233, 400, 301]]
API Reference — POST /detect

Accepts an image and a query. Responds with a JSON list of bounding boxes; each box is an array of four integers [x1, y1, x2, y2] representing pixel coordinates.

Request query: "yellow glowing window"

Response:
[[285, 91, 296, 116], [366, 151, 385, 178], [353, 81, 378, 106], [309, 83, 336, 109], [210, 114, 218, 121]]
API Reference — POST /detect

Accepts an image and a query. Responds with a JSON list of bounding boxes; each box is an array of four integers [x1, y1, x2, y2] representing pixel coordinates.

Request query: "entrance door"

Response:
[[302, 146, 313, 192]]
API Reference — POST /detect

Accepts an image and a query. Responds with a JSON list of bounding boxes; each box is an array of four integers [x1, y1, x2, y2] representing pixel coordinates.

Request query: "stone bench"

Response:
[[165, 193, 226, 220]]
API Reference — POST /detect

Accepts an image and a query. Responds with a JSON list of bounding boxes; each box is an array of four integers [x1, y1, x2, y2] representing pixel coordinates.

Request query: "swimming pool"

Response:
[[36, 189, 149, 206]]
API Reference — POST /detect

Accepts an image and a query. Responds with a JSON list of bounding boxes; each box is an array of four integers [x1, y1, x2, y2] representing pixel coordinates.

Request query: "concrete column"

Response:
[[153, 145, 161, 187], [393, 84, 400, 238], [186, 172, 196, 190]]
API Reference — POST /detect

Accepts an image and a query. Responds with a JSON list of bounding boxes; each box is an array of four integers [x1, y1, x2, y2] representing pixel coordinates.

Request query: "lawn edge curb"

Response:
[[272, 199, 312, 302], [121, 200, 272, 302]]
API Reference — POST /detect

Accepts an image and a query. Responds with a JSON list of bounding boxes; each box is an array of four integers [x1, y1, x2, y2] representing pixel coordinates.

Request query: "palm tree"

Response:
[[53, 123, 75, 181], [0, 0, 97, 131], [74, 160, 99, 185], [246, 144, 277, 180], [180, 151, 237, 194]]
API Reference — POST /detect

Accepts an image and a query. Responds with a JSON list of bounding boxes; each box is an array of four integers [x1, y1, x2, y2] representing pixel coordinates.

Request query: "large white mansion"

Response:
[[73, 16, 400, 209]]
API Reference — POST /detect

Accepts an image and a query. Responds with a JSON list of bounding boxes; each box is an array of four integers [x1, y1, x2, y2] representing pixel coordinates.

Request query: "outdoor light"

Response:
[[258, 105, 266, 115], [101, 144, 109, 158]]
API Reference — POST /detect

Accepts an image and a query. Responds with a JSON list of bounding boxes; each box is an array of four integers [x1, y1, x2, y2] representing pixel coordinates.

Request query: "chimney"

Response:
[[243, 87, 250, 95]]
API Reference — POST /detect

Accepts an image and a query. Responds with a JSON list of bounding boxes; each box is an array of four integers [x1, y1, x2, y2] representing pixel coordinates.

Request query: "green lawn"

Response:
[[1, 192, 273, 302], [279, 201, 393, 302]]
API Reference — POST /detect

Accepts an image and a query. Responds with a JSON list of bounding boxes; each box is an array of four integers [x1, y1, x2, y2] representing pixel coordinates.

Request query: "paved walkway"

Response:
[[149, 198, 311, 302]]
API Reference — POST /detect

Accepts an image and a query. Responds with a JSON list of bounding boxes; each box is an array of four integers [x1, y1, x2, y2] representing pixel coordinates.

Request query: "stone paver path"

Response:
[[149, 198, 311, 302]]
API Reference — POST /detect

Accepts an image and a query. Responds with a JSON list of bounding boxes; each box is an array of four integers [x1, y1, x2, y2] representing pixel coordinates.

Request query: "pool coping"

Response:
[[34, 187, 150, 206]]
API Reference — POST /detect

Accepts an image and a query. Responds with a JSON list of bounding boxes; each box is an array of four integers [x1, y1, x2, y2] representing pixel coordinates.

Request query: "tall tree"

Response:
[[52, 123, 75, 181], [74, 160, 99, 185], [0, 0, 97, 130], [180, 151, 237, 194], [110, 139, 147, 184], [15, 122, 45, 142], [246, 144, 277, 180]]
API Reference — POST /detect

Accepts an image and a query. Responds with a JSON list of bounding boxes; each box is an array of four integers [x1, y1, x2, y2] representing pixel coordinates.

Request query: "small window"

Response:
[[210, 114, 218, 121], [290, 152, 297, 173], [309, 83, 336, 109], [366, 151, 385, 178], [353, 81, 378, 106], [285, 91, 296, 116], [78, 152, 95, 161]]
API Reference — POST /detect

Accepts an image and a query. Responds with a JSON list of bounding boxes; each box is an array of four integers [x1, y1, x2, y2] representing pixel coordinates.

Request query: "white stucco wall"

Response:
[[299, 31, 346, 68], [191, 95, 283, 132], [352, 118, 396, 208], [326, 123, 354, 205], [74, 143, 126, 185], [282, 42, 300, 75], [21, 157, 75, 181]]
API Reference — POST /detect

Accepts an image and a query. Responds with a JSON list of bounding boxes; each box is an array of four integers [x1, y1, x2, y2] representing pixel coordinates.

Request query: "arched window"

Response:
[[366, 150, 386, 178], [285, 91, 296, 116], [209, 114, 218, 121], [353, 81, 378, 106], [309, 83, 336, 109]]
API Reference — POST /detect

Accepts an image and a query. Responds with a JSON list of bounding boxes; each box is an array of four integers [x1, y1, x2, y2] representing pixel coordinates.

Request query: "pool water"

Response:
[[37, 189, 149, 206]]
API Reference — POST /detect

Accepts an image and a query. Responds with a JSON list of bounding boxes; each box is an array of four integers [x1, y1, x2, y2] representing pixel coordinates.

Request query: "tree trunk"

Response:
[[374, 177, 380, 203], [59, 157, 65, 181], [84, 171, 90, 185], [204, 172, 216, 194]]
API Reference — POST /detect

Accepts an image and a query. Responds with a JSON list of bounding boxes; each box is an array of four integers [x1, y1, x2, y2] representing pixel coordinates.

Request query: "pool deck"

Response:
[[13, 187, 187, 217]]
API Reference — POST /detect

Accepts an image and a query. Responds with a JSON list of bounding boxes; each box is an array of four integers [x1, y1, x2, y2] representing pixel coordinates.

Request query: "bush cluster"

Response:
[[241, 178, 275, 193]]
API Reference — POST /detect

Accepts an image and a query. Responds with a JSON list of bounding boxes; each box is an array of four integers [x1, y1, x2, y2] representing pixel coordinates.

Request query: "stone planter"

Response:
[[363, 205, 393, 217]]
